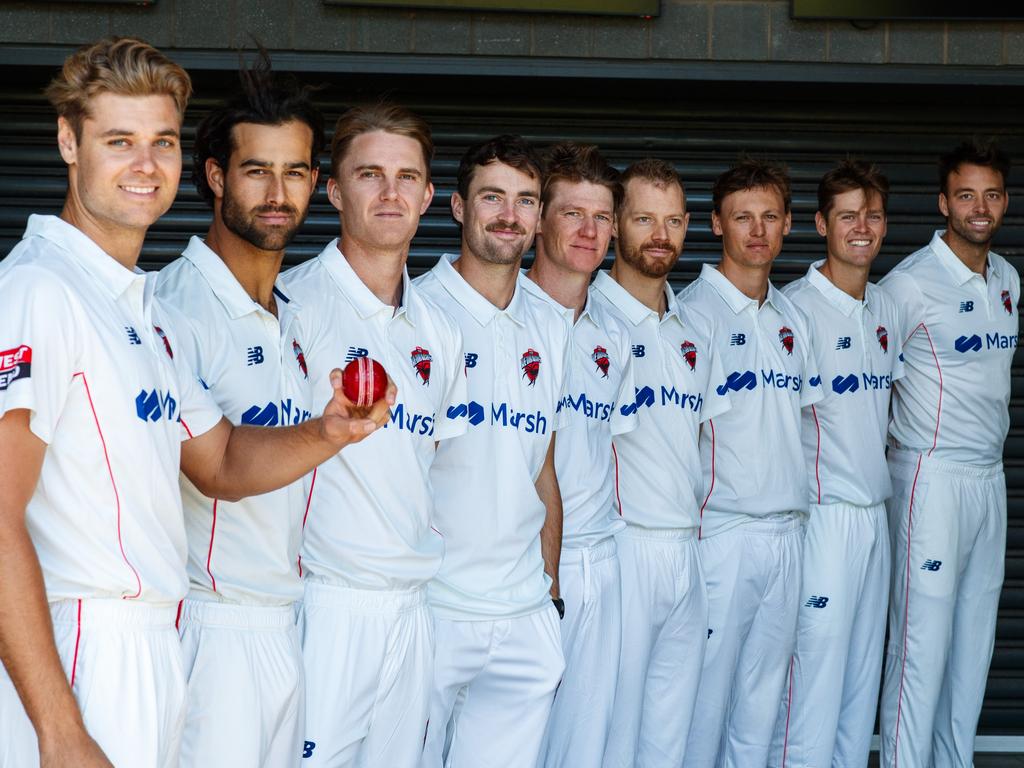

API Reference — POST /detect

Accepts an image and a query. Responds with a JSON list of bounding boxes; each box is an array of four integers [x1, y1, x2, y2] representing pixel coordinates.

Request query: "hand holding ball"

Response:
[[342, 357, 388, 407]]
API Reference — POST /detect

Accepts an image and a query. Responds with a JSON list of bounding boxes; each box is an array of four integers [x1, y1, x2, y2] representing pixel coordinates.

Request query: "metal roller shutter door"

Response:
[[1, 62, 1021, 736]]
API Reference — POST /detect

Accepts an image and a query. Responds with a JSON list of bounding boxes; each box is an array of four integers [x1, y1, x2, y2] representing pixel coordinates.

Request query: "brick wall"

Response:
[[0, 0, 1021, 66]]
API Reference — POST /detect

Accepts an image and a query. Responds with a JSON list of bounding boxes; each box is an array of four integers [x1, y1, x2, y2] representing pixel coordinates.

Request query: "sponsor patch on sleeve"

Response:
[[0, 345, 32, 390]]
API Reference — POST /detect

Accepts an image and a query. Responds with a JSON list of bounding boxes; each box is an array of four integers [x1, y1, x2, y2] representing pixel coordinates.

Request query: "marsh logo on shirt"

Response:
[[778, 326, 794, 355], [0, 345, 31, 390], [1002, 290, 1014, 315], [411, 346, 432, 385], [135, 388, 178, 423], [592, 345, 610, 378], [521, 348, 541, 386], [681, 340, 696, 371], [877, 325, 888, 353]]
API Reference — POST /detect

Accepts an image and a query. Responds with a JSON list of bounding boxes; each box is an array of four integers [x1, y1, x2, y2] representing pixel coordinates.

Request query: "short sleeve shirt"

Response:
[[880, 231, 1019, 465], [590, 271, 730, 531], [415, 254, 571, 620], [284, 241, 467, 591], [521, 276, 638, 549], [783, 261, 905, 507], [0, 215, 221, 604], [679, 263, 823, 537], [156, 237, 313, 606]]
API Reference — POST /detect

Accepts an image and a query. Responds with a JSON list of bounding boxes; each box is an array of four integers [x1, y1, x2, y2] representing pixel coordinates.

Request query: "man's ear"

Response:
[[56, 117, 78, 166], [451, 192, 465, 226], [206, 157, 226, 200]]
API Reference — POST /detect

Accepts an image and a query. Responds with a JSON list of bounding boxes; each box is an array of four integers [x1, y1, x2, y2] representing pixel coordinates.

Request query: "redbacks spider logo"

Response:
[[521, 348, 541, 386], [681, 340, 696, 371], [592, 345, 610, 378], [153, 326, 173, 359], [876, 325, 888, 353], [411, 346, 432, 385], [292, 339, 308, 379], [778, 326, 794, 355], [1002, 290, 1013, 315]]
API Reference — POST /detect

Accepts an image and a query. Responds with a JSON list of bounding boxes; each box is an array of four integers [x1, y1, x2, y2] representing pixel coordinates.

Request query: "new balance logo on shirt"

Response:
[[125, 326, 142, 345], [345, 346, 369, 361], [631, 345, 646, 358], [730, 333, 746, 346], [805, 595, 829, 608], [835, 336, 851, 350], [921, 559, 943, 572], [959, 300, 974, 313], [464, 352, 478, 368], [246, 346, 264, 366]]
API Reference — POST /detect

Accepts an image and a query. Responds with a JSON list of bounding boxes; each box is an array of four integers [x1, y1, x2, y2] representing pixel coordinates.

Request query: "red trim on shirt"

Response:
[[905, 322, 943, 457], [698, 419, 716, 540], [611, 443, 623, 517], [205, 499, 218, 592], [180, 418, 194, 439], [69, 599, 82, 688], [811, 405, 822, 504], [175, 599, 183, 632], [891, 454, 923, 768], [74, 372, 142, 599], [297, 467, 317, 577]]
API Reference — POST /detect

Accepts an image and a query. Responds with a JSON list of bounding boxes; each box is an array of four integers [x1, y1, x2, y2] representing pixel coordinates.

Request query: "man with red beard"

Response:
[[155, 57, 325, 767], [591, 159, 730, 768]]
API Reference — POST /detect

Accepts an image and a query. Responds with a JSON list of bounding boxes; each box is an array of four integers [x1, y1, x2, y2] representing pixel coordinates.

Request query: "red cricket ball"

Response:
[[341, 357, 387, 407]]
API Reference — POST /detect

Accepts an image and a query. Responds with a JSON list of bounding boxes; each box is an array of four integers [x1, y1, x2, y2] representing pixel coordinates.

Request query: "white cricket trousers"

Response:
[[299, 581, 433, 768], [421, 605, 565, 768], [178, 599, 303, 768], [686, 517, 804, 768], [603, 525, 706, 768], [541, 536, 621, 768], [770, 502, 889, 768], [0, 599, 186, 768], [881, 449, 1006, 768]]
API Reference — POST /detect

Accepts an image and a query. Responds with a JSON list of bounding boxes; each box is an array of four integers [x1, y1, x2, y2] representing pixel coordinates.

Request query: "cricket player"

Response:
[[594, 159, 730, 768], [155, 57, 324, 767], [770, 160, 904, 768], [284, 103, 467, 768], [0, 37, 388, 768], [521, 143, 637, 768], [681, 159, 822, 768], [416, 135, 570, 768], [879, 140, 1016, 768]]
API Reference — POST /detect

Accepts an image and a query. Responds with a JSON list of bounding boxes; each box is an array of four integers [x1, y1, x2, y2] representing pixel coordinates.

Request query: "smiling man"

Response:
[[0, 38, 388, 768], [416, 135, 570, 768], [681, 159, 822, 768], [521, 143, 637, 768], [155, 57, 325, 768], [770, 160, 904, 768], [878, 141, 1017, 768], [284, 103, 467, 768]]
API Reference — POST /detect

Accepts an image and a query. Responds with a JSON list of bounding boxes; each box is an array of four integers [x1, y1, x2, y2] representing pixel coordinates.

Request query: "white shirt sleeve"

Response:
[[879, 272, 927, 346], [799, 319, 825, 408], [434, 321, 469, 442], [0, 267, 79, 444], [700, 327, 731, 423], [552, 324, 573, 433], [610, 334, 638, 438]]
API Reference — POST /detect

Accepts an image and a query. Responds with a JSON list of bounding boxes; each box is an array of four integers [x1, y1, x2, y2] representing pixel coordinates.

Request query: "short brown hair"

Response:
[[45, 37, 191, 139], [620, 158, 686, 208], [939, 138, 1011, 194], [541, 142, 622, 211], [712, 158, 791, 213], [818, 159, 889, 218], [330, 102, 433, 181], [456, 134, 543, 200]]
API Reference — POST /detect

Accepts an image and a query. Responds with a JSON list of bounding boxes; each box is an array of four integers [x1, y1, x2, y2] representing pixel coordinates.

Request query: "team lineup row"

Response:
[[0, 37, 1015, 768]]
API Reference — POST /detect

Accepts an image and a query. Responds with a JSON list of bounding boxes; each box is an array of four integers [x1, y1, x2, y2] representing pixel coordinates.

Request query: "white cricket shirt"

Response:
[[521, 276, 638, 549], [415, 253, 571, 620], [284, 241, 467, 591], [880, 230, 1019, 465], [156, 237, 313, 606], [590, 270, 730, 531], [679, 263, 823, 537], [0, 215, 222, 604], [783, 261, 905, 507]]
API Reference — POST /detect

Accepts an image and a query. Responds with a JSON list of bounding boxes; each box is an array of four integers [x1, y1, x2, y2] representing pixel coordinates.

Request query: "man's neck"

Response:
[[60, 206, 143, 271], [942, 228, 990, 276], [453, 248, 520, 310], [205, 220, 284, 316], [818, 257, 870, 301], [339, 234, 407, 308], [609, 258, 667, 317], [526, 256, 589, 322], [719, 257, 770, 304]]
